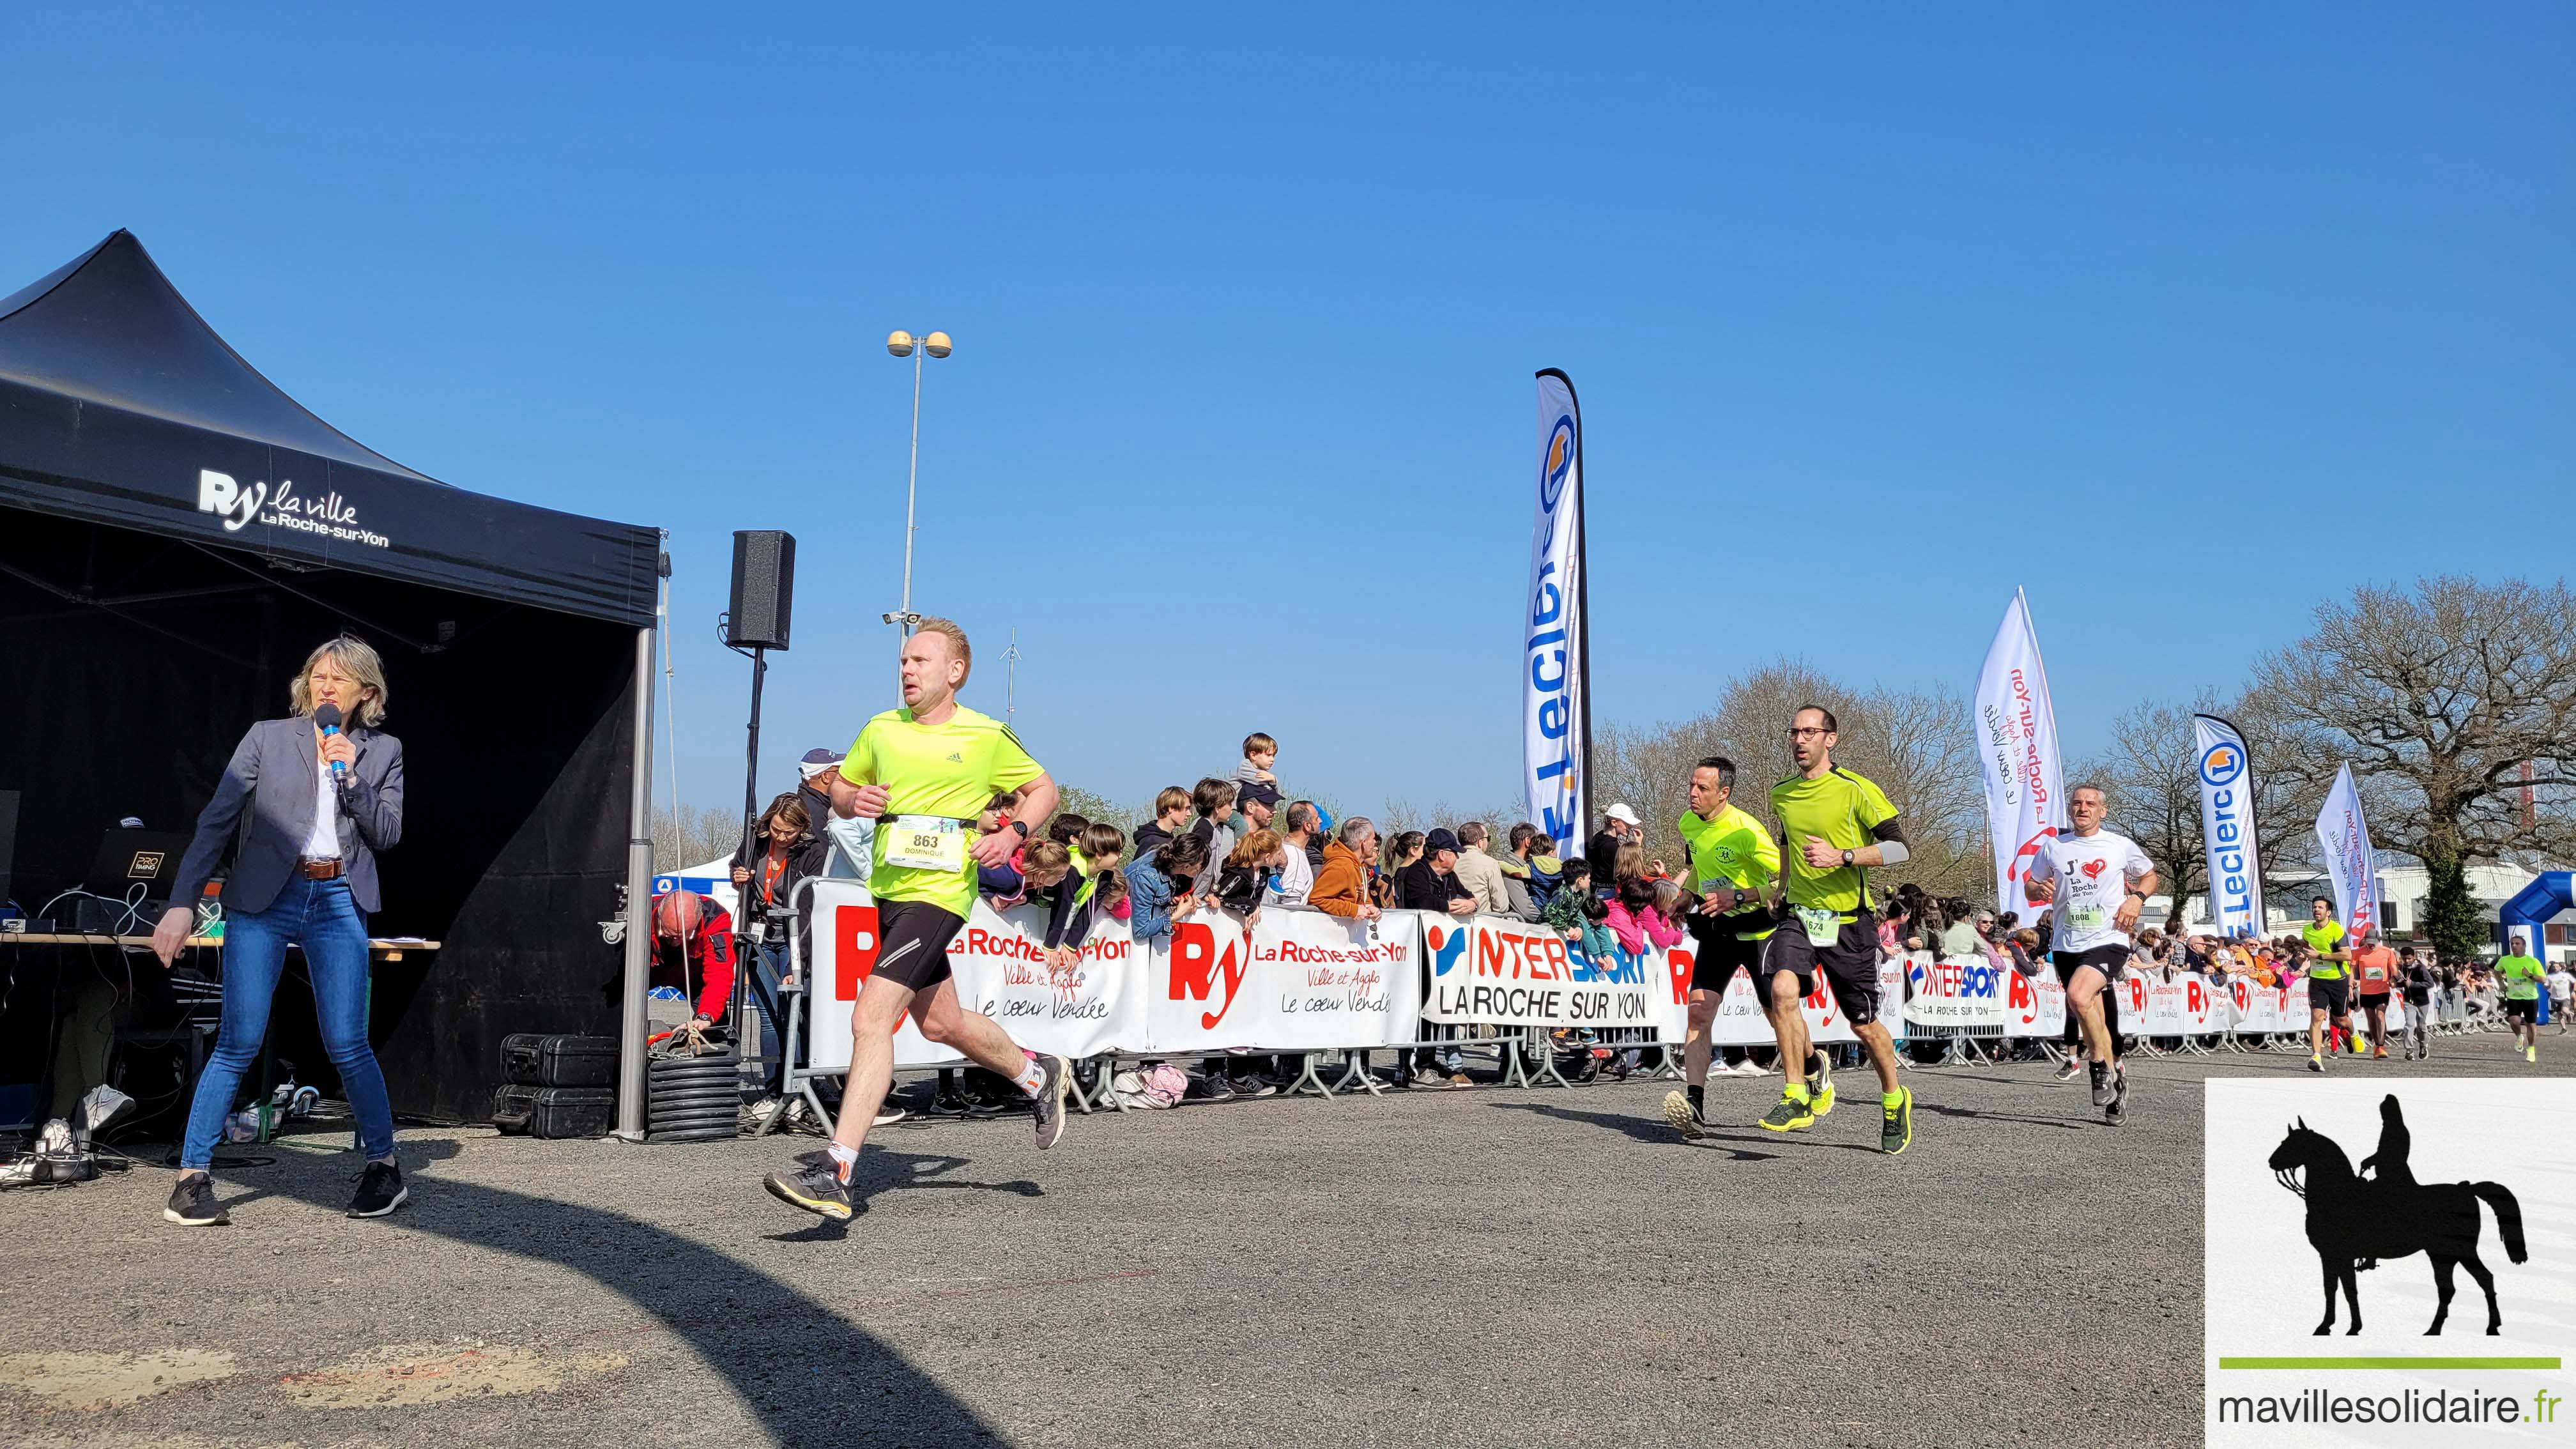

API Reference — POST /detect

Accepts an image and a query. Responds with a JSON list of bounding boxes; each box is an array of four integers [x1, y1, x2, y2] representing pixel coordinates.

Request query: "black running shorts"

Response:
[[1686, 922, 1765, 994], [869, 898, 965, 992], [2307, 975, 2350, 1016], [1759, 917, 1883, 1025], [2051, 946, 2128, 989], [2504, 997, 2539, 1025]]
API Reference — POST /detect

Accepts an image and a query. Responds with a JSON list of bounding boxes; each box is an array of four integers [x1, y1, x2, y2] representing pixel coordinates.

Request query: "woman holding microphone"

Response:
[[151, 637, 406, 1226]]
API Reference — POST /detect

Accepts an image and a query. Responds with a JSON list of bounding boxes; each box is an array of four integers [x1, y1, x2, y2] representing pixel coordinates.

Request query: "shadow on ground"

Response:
[[216, 1138, 1005, 1448]]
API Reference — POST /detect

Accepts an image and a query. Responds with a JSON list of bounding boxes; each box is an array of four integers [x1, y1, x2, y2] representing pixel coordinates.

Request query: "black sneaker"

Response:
[[1197, 1076, 1239, 1103], [346, 1162, 408, 1219], [164, 1174, 228, 1227], [2088, 1061, 2115, 1108], [764, 1159, 854, 1222], [2104, 1066, 2129, 1126], [1032, 1054, 1072, 1151]]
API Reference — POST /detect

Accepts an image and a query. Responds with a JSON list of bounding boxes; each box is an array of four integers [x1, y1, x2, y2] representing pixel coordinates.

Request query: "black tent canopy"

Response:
[[0, 231, 662, 1125]]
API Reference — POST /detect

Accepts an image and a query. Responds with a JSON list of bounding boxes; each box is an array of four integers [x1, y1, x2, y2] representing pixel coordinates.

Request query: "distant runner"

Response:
[[2022, 783, 2156, 1124], [2498, 934, 2546, 1066], [2301, 896, 2352, 1072], [1759, 706, 1913, 1155], [764, 620, 1074, 1222]]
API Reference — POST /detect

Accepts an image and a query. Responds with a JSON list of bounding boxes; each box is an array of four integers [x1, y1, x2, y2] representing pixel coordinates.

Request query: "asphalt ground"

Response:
[[3, 1031, 2564, 1449]]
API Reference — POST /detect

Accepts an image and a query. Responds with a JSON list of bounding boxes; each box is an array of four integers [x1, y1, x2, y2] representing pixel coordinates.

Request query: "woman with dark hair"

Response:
[[1374, 831, 1425, 910], [151, 636, 406, 1226]]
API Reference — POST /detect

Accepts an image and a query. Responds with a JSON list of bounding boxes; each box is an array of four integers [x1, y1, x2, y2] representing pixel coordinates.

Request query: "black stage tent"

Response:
[[0, 231, 661, 1126]]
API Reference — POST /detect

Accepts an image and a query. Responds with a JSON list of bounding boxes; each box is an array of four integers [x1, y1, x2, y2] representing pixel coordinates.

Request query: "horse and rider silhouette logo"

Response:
[[2266, 1094, 2528, 1337]]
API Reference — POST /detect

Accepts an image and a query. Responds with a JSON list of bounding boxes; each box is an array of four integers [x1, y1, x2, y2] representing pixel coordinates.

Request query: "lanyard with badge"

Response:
[[882, 815, 971, 872]]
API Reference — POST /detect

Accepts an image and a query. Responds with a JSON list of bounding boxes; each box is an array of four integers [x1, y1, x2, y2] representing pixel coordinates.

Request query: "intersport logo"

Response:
[[197, 468, 390, 548]]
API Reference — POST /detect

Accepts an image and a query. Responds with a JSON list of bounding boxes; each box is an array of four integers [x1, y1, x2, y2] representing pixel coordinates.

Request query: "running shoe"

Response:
[[2307, 1054, 2324, 1073], [2528, 1045, 2540, 1065], [873, 1105, 908, 1128], [1410, 1067, 1450, 1088], [1032, 1054, 1072, 1149], [763, 1160, 854, 1222], [2372, 1046, 2388, 1060], [164, 1174, 228, 1227], [345, 1162, 408, 1219], [1661, 1090, 1709, 1141], [1758, 1092, 1816, 1133], [2104, 1067, 2129, 1126], [1807, 1050, 1836, 1117], [2346, 1032, 2365, 1055], [1880, 1087, 1914, 1155], [1197, 1075, 1239, 1102], [2089, 1061, 2115, 1108], [2053, 1058, 2083, 1082]]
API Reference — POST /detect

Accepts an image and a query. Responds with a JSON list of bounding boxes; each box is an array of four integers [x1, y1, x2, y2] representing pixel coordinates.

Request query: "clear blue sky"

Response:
[[8, 6, 2569, 822]]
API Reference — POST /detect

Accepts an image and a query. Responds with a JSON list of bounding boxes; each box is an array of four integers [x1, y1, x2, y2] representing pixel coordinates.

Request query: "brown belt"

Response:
[[299, 859, 344, 880]]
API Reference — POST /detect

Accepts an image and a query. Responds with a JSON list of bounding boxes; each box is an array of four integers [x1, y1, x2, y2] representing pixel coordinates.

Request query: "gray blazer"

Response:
[[167, 715, 406, 916]]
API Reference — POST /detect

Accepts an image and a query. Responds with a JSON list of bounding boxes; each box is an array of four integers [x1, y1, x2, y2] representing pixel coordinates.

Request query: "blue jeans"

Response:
[[180, 877, 395, 1170]]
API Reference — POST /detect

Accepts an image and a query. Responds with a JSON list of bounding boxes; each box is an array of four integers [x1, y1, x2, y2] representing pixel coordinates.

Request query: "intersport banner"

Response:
[[2315, 763, 2380, 939], [2191, 715, 2266, 938], [1974, 588, 2066, 914], [1522, 369, 1590, 860], [1422, 914, 1685, 1036]]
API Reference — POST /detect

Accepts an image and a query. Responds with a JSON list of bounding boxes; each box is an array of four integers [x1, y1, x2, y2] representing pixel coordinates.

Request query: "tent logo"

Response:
[[197, 469, 266, 532], [197, 468, 390, 548]]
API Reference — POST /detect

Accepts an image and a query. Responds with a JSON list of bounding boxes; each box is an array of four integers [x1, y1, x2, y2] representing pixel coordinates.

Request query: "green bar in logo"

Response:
[[2218, 1357, 2562, 1370]]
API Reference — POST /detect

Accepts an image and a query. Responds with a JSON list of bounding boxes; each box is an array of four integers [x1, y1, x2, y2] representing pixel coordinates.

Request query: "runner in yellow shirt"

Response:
[[765, 618, 1075, 1222], [2497, 934, 2547, 1065], [1659, 755, 1779, 1140], [2299, 896, 2352, 1072], [1758, 706, 1913, 1154]]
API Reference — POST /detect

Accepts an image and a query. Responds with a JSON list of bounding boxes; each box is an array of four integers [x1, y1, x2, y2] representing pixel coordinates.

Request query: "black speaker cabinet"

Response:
[[726, 530, 795, 650]]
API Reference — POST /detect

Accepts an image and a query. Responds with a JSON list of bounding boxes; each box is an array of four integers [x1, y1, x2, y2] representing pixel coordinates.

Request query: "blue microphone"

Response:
[[314, 702, 349, 779]]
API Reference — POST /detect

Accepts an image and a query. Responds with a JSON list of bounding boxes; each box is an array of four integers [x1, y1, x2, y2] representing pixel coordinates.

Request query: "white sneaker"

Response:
[[873, 1104, 908, 1127], [1726, 1061, 1763, 1077]]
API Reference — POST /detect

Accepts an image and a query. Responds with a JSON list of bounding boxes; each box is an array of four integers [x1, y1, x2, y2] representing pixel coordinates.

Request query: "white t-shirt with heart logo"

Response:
[[2025, 828, 2154, 954]]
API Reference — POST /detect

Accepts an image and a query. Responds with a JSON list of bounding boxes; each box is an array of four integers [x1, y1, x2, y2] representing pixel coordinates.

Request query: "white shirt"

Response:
[[1267, 839, 1314, 906], [2024, 828, 2152, 954], [303, 748, 342, 860], [2549, 970, 2573, 1002]]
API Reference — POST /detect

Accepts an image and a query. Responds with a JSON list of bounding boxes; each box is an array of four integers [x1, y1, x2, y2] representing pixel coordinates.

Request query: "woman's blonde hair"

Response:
[[289, 635, 390, 726]]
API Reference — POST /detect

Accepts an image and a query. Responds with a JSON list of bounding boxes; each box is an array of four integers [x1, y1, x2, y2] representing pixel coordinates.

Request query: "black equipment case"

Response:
[[489, 1084, 617, 1138], [500, 1032, 619, 1087]]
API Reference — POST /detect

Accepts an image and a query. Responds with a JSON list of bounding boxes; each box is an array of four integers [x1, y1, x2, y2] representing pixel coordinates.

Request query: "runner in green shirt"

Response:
[[1659, 755, 1779, 1140], [2299, 896, 2355, 1071], [2498, 934, 2547, 1064], [765, 619, 1077, 1223], [1756, 706, 1913, 1154]]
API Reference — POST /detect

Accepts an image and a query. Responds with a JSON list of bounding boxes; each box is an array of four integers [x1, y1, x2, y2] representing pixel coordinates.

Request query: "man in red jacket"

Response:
[[652, 889, 736, 1030]]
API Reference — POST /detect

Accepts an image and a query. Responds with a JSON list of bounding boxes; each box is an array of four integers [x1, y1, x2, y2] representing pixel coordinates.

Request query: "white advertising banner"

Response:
[[1522, 370, 1590, 860], [2315, 763, 2380, 940], [1147, 907, 1426, 1053], [2004, 967, 2066, 1039], [803, 880, 1142, 1072], [1974, 588, 2066, 915], [2190, 714, 2266, 938], [1699, 950, 1901, 1046]]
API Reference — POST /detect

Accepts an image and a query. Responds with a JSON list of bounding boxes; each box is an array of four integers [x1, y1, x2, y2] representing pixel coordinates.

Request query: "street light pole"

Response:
[[880, 329, 952, 666]]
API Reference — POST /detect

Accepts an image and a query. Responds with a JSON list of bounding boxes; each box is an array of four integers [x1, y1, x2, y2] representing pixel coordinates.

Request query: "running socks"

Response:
[[1882, 1091, 1904, 1108], [1686, 1084, 1705, 1113], [827, 1142, 858, 1184], [1784, 1082, 1811, 1105], [1012, 1055, 1048, 1098]]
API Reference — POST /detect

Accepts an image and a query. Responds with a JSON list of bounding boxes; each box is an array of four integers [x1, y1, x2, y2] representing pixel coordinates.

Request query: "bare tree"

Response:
[[654, 803, 746, 871], [1598, 658, 1987, 901], [2250, 576, 2576, 960]]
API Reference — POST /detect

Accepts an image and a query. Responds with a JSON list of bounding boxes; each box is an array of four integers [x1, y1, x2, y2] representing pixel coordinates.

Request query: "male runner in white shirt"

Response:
[[2023, 783, 2158, 1124]]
